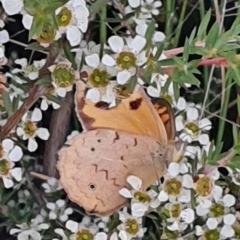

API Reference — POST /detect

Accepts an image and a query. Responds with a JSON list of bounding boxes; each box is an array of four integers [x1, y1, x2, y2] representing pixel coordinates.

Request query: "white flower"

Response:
[[102, 35, 147, 84], [12, 58, 46, 80], [117, 212, 145, 240], [42, 177, 63, 193], [119, 175, 160, 217], [48, 61, 78, 97], [177, 106, 212, 145], [47, 199, 73, 222], [158, 162, 193, 204], [16, 108, 50, 152], [55, 0, 90, 46], [165, 202, 195, 232], [196, 192, 236, 224], [140, 0, 162, 16], [66, 219, 106, 240], [0, 138, 23, 188], [10, 215, 49, 240]]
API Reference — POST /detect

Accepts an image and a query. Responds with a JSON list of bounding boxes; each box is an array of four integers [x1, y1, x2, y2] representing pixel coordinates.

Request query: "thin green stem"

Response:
[[199, 0, 209, 111], [172, 0, 187, 47], [216, 75, 232, 146], [99, 5, 107, 59], [165, 1, 175, 45]]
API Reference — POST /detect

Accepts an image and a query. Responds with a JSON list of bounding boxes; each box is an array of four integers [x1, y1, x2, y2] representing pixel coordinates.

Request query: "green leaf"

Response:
[[121, 12, 135, 22], [42, 0, 67, 13], [237, 95, 240, 115], [153, 42, 164, 61], [29, 16, 45, 41], [2, 91, 12, 116], [12, 96, 20, 113], [197, 9, 211, 40], [25, 42, 46, 51], [189, 27, 197, 44], [45, 94, 64, 106], [90, 0, 107, 15], [205, 22, 220, 48], [173, 81, 179, 100], [145, 19, 156, 45], [104, 18, 122, 23], [62, 40, 77, 70], [36, 76, 52, 86], [233, 124, 239, 145], [183, 38, 189, 62], [233, 145, 240, 154], [226, 155, 240, 170]]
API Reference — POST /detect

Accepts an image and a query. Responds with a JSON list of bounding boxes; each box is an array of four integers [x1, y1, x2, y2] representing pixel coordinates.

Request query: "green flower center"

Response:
[[210, 203, 225, 217], [89, 69, 110, 88], [116, 52, 136, 70], [145, 4, 153, 11], [164, 178, 182, 196], [75, 229, 94, 240], [185, 122, 199, 135], [0, 145, 3, 158], [125, 219, 139, 235], [53, 64, 75, 88], [170, 203, 182, 218], [23, 120, 37, 137], [0, 159, 10, 176], [204, 229, 220, 240], [37, 25, 56, 43], [133, 191, 151, 203], [196, 176, 213, 197], [57, 7, 72, 27]]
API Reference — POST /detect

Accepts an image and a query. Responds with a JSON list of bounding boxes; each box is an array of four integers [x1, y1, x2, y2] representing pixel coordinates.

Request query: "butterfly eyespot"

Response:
[[89, 183, 96, 190], [91, 147, 95, 151]]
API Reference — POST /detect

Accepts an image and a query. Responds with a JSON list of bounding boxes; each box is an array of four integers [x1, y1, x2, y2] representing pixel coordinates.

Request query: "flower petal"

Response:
[[223, 194, 236, 207], [108, 36, 124, 53], [36, 128, 50, 140], [31, 108, 42, 122], [102, 54, 116, 67], [28, 138, 38, 152], [3, 177, 13, 188], [167, 162, 180, 177], [206, 218, 218, 230], [127, 175, 142, 190], [11, 167, 22, 181], [85, 53, 100, 68], [95, 232, 108, 240], [86, 88, 100, 103], [66, 26, 82, 47], [2, 138, 14, 153], [117, 70, 131, 85], [66, 220, 78, 233], [186, 107, 198, 121], [9, 146, 23, 162], [119, 188, 132, 198], [131, 202, 148, 217], [128, 0, 140, 8]]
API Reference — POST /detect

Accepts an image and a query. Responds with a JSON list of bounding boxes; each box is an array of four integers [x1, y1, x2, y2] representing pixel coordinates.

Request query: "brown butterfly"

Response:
[[57, 81, 183, 216]]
